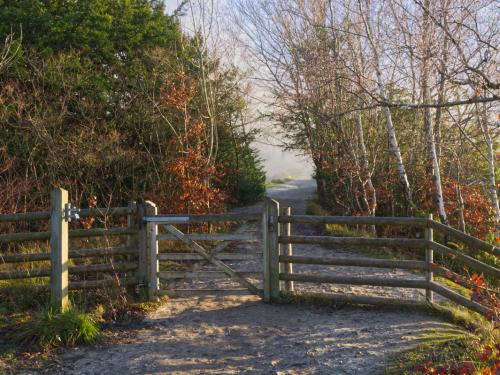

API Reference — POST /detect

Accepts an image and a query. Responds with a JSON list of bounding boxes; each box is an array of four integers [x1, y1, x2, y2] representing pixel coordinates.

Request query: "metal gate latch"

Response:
[[64, 203, 81, 222]]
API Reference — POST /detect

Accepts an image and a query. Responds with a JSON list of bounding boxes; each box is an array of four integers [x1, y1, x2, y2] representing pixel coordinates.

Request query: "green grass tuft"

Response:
[[10, 306, 102, 351]]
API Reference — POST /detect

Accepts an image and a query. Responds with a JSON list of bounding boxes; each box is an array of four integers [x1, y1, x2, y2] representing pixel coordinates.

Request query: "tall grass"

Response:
[[10, 306, 102, 350]]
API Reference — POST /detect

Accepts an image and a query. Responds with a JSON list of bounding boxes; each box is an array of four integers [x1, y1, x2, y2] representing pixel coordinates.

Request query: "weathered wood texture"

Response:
[[282, 207, 294, 292], [0, 262, 137, 280], [283, 291, 427, 308], [50, 188, 69, 311], [138, 201, 156, 292], [159, 271, 261, 280], [425, 214, 434, 302], [0, 231, 50, 243], [0, 227, 137, 243], [158, 253, 257, 261], [0, 247, 136, 263], [428, 241, 500, 278], [279, 255, 427, 270], [279, 235, 426, 248], [262, 199, 270, 301], [157, 233, 259, 242], [279, 215, 427, 226], [147, 203, 159, 301], [0, 211, 50, 222], [429, 220, 500, 257], [279, 273, 428, 289], [144, 213, 260, 223], [267, 199, 280, 301], [0, 206, 132, 223]]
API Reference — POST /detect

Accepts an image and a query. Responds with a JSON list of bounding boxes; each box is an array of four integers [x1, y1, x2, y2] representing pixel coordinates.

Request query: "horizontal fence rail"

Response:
[[157, 233, 259, 242], [2, 193, 498, 319], [0, 262, 137, 280], [278, 214, 428, 226], [144, 213, 261, 223], [279, 273, 429, 289], [159, 271, 261, 280], [0, 189, 142, 310], [0, 228, 137, 243], [159, 252, 258, 261], [428, 220, 500, 257], [279, 255, 428, 270], [0, 211, 51, 222], [0, 247, 136, 263], [266, 208, 499, 319], [279, 235, 427, 248]]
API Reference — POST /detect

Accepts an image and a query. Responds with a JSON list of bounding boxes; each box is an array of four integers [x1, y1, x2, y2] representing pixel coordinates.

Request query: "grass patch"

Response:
[[0, 278, 49, 313], [385, 332, 476, 374], [386, 303, 499, 374], [265, 176, 294, 188], [9, 306, 102, 351]]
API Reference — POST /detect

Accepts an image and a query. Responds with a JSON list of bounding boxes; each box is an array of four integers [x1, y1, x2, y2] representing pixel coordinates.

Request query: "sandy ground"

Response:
[[54, 180, 454, 375]]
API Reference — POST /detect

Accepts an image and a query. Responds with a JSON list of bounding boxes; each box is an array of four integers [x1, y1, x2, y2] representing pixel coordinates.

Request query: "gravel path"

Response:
[[56, 179, 453, 375]]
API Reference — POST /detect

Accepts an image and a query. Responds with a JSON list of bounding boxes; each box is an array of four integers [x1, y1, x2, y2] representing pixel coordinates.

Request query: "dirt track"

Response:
[[55, 180, 456, 374]]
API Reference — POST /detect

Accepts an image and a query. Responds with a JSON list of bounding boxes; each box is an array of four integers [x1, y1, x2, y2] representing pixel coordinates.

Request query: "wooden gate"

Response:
[[144, 211, 265, 299], [143, 198, 499, 319]]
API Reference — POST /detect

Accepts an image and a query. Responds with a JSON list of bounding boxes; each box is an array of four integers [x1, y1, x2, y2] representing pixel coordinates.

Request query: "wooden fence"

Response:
[[0, 188, 149, 310], [262, 199, 499, 317], [2, 191, 498, 318]]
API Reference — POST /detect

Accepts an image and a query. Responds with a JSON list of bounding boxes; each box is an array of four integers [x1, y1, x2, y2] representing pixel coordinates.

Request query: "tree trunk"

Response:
[[479, 104, 500, 224], [376, 72, 413, 213], [422, 0, 448, 225], [356, 114, 377, 217], [359, 4, 413, 215]]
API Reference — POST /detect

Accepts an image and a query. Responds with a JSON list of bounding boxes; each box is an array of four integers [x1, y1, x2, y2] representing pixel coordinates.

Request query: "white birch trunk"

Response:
[[375, 71, 413, 210], [359, 4, 413, 212], [356, 114, 377, 217], [480, 105, 500, 224], [421, 0, 448, 225]]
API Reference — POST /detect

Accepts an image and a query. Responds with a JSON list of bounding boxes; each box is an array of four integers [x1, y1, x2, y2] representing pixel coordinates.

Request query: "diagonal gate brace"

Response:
[[163, 224, 263, 298]]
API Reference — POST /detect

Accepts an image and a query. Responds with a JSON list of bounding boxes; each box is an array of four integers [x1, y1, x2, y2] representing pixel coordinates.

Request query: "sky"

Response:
[[164, 0, 313, 180]]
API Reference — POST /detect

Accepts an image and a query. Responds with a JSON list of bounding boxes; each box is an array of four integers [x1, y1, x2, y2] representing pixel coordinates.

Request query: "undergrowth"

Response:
[[386, 304, 499, 374], [0, 276, 165, 373]]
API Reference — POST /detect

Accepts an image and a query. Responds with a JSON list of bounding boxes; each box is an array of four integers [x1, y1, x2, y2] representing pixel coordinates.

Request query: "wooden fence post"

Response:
[[148, 220, 159, 301], [283, 207, 294, 293], [50, 188, 69, 311], [425, 214, 434, 303], [262, 199, 270, 301], [267, 198, 280, 301], [138, 201, 157, 298], [127, 201, 138, 250], [125, 201, 138, 293]]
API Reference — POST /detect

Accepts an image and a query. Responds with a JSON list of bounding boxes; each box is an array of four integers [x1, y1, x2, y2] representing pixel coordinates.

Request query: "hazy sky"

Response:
[[164, 0, 313, 180]]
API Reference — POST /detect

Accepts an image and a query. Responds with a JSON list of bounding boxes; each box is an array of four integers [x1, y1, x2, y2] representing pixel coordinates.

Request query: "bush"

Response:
[[11, 307, 102, 350]]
